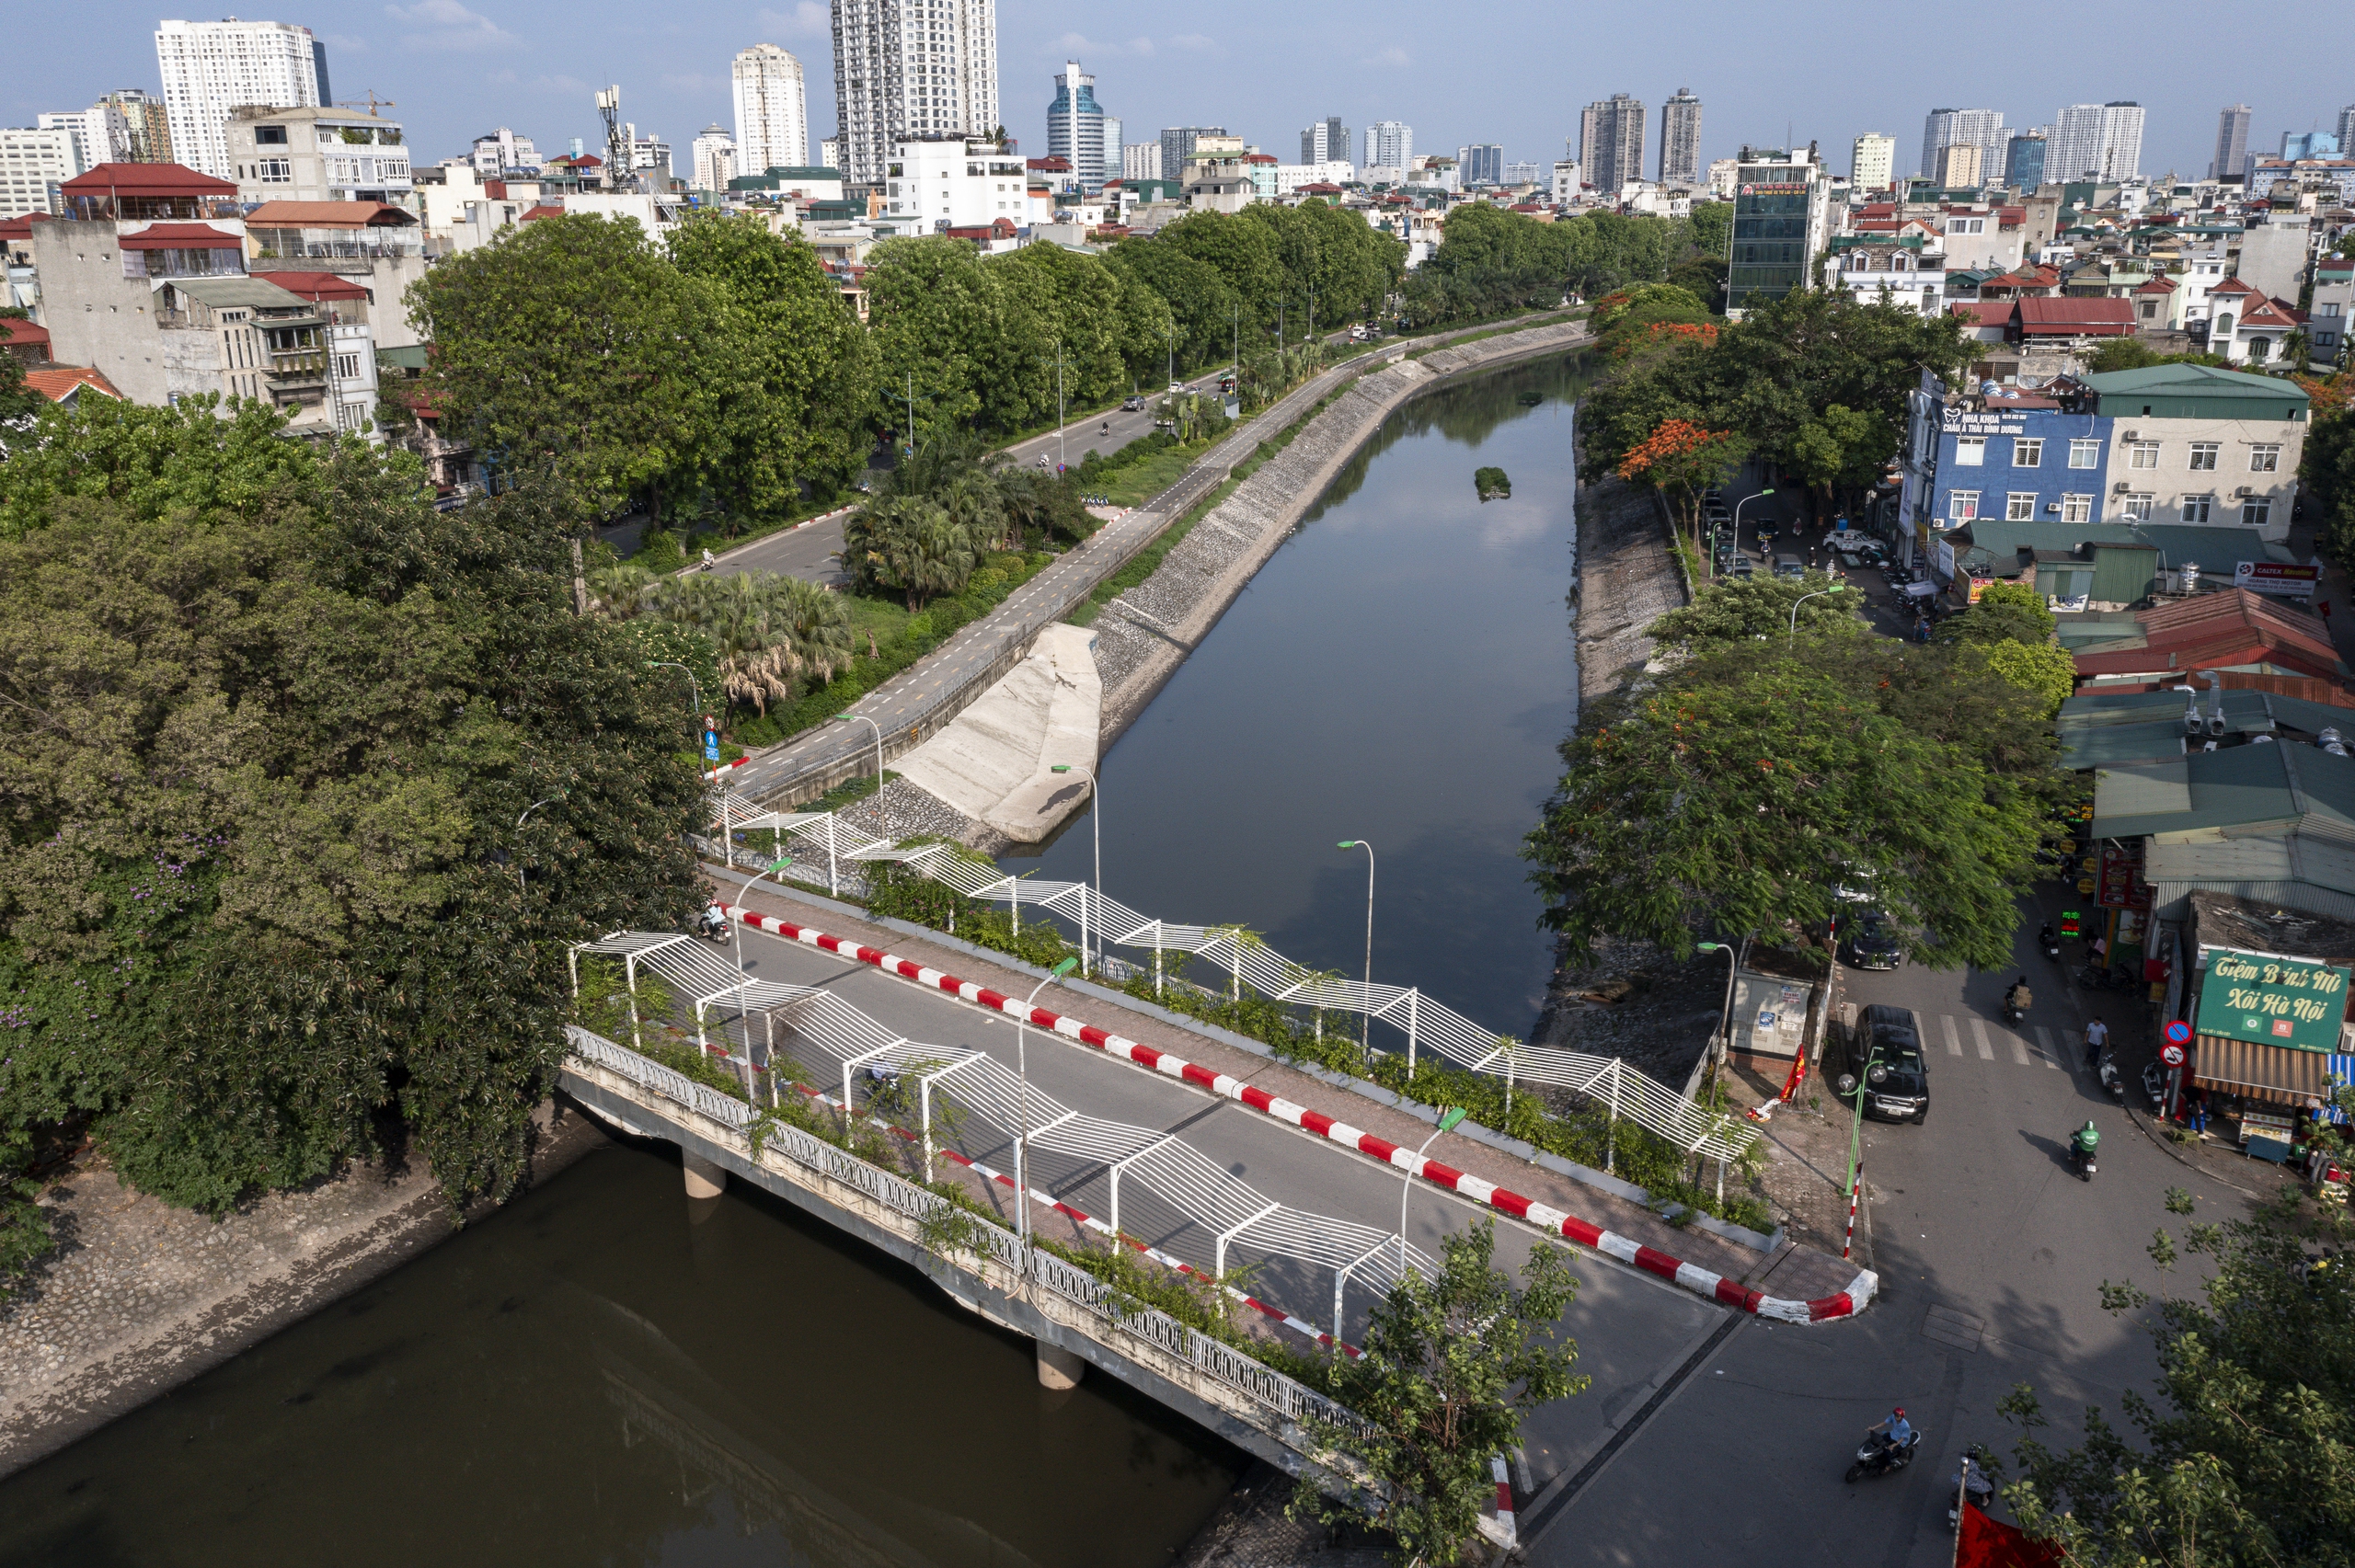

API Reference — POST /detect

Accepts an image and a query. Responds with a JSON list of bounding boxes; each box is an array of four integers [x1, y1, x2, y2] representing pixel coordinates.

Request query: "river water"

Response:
[[0, 355, 1587, 1567], [1011, 352, 1590, 1035]]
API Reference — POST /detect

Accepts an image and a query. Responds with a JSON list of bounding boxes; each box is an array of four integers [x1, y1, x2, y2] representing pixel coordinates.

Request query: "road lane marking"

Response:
[[1940, 1014, 1962, 1056], [2033, 1026, 2062, 1070], [1969, 1017, 1995, 1060], [2007, 1029, 2031, 1066]]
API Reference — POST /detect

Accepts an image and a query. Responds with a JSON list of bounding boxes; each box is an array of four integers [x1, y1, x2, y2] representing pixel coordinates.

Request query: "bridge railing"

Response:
[[566, 1025, 1366, 1441]]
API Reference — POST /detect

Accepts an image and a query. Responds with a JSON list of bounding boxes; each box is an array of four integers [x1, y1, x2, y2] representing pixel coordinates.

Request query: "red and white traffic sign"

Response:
[[2161, 1043, 2185, 1068], [2164, 1020, 2192, 1047]]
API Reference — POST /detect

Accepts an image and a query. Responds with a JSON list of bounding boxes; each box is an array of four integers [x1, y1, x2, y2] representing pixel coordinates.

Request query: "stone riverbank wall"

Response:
[[1570, 472, 1689, 704], [1091, 320, 1594, 742]]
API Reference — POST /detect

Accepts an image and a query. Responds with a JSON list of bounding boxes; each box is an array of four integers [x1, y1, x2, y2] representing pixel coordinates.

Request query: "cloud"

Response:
[[384, 0, 517, 52], [1358, 44, 1411, 67], [1047, 31, 1155, 58], [317, 32, 370, 53], [752, 2, 830, 37]]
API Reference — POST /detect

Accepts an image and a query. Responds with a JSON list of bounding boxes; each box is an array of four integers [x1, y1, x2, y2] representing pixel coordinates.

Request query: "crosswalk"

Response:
[[1920, 1011, 2081, 1074]]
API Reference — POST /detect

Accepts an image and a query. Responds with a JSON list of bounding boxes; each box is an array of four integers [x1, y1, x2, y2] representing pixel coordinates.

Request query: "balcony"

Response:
[[267, 352, 328, 389]]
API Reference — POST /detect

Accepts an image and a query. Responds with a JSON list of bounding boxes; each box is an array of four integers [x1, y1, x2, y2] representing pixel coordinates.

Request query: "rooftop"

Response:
[[244, 200, 419, 229], [59, 162, 236, 200], [23, 366, 121, 403]]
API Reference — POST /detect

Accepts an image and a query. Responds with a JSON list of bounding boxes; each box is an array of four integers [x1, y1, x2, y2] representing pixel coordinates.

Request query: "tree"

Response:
[[1294, 1220, 1587, 1562], [1615, 418, 1750, 539], [1938, 578, 2057, 648], [1523, 652, 2043, 967], [2301, 394, 2355, 562], [841, 495, 979, 608], [0, 305, 40, 438], [2085, 338, 2227, 374], [669, 213, 877, 525], [1784, 403, 1896, 517], [1684, 200, 1733, 261], [1648, 572, 1868, 649], [408, 213, 732, 521], [665, 571, 854, 715], [866, 235, 1029, 439], [1997, 1177, 2355, 1566], [1983, 639, 2077, 717]]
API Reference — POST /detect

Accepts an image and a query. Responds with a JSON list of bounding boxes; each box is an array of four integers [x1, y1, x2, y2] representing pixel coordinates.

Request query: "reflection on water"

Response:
[[1011, 354, 1591, 1033], [0, 1139, 1244, 1568]]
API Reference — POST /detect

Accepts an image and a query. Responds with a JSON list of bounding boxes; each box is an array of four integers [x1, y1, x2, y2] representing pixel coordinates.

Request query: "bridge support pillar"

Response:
[[1036, 1340, 1085, 1391], [683, 1150, 728, 1200]]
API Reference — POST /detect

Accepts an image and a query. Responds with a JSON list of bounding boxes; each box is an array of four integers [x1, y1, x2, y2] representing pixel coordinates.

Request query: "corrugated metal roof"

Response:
[[2063, 721, 2188, 769], [2093, 759, 2194, 830], [2191, 1034, 2331, 1104]]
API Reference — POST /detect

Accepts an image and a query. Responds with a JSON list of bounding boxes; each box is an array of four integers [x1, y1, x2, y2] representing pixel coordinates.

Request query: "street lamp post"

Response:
[[841, 714, 886, 898], [1016, 957, 1081, 1258], [1732, 486, 1777, 565], [1786, 583, 1847, 646], [1050, 764, 1100, 977], [513, 795, 564, 901], [1338, 841, 1374, 1051], [1399, 1105, 1467, 1275]]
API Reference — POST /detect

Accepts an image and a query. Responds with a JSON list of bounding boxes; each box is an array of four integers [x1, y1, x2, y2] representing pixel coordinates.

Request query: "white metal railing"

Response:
[[702, 801, 1757, 1164], [565, 1024, 1365, 1437]]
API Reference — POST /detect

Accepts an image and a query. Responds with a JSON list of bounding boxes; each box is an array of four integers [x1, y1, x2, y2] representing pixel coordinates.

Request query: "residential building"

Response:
[[1179, 134, 1253, 214], [155, 18, 326, 181], [2340, 106, 2355, 153], [101, 90, 173, 164], [1937, 204, 2026, 273], [1921, 108, 2004, 182], [2246, 157, 2355, 209], [1850, 132, 1895, 193], [733, 44, 810, 175], [882, 135, 1028, 230], [469, 128, 540, 176], [691, 125, 737, 191], [1726, 143, 1829, 315], [2049, 102, 2144, 183], [625, 129, 673, 186], [225, 106, 411, 209], [2004, 132, 2048, 191], [1659, 88, 1702, 184], [2202, 276, 2300, 366], [1578, 95, 1644, 197], [1823, 235, 1947, 315], [2280, 131, 2340, 161], [1048, 61, 1118, 189], [1551, 160, 1581, 207], [1364, 120, 1411, 176], [829, 0, 999, 187], [2211, 106, 2251, 181], [1705, 156, 1739, 200], [819, 137, 841, 170], [1121, 142, 1159, 180], [1302, 117, 1350, 166], [1158, 127, 1227, 189], [0, 127, 84, 219], [2310, 258, 2352, 367], [1456, 143, 1502, 187], [39, 106, 134, 170], [1935, 142, 1983, 189], [1272, 161, 1354, 196], [2234, 219, 2313, 307]]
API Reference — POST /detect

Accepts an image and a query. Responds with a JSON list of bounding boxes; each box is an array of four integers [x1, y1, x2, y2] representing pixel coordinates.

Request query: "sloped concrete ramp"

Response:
[[892, 624, 1100, 842]]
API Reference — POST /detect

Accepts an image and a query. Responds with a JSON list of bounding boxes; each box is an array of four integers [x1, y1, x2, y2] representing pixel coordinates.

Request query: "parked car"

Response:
[[1774, 555, 1808, 579], [1835, 1004, 1930, 1124], [1838, 909, 1904, 970], [1728, 553, 1756, 578], [1121, 395, 1145, 411], [1831, 533, 1888, 567]]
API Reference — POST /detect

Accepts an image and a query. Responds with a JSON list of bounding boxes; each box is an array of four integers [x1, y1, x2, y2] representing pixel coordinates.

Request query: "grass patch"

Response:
[[1087, 440, 1202, 508]]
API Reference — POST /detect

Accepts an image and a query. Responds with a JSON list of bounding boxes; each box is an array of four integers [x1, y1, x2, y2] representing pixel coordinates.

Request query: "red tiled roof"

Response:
[[117, 222, 245, 249], [59, 162, 236, 198], [2239, 297, 2299, 329], [2, 317, 51, 349], [518, 203, 567, 222], [24, 366, 122, 402], [1951, 301, 2016, 328], [245, 200, 418, 228], [2074, 589, 2342, 684], [258, 269, 372, 302], [1026, 156, 1071, 171], [2016, 296, 2136, 337], [2133, 276, 2177, 294], [2210, 275, 2257, 296], [0, 213, 49, 240]]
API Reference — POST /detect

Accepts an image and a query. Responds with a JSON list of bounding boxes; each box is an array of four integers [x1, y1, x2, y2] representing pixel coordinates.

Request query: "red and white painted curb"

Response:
[[1491, 1454, 1517, 1547], [705, 755, 752, 782], [723, 904, 1880, 1324]]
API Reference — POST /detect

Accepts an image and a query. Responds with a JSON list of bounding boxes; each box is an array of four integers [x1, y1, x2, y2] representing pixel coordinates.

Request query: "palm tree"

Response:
[[665, 571, 854, 716], [937, 469, 1008, 555], [586, 562, 668, 620]]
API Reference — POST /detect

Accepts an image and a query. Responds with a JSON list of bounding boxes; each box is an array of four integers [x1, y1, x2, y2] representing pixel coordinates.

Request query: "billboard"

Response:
[[2234, 561, 2319, 600], [2193, 949, 2351, 1054]]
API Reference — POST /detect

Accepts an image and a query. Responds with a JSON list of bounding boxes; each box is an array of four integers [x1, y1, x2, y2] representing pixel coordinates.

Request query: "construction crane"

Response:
[[335, 90, 397, 117]]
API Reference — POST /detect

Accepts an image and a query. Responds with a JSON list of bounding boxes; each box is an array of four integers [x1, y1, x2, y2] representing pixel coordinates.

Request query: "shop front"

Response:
[[2183, 933, 2352, 1160]]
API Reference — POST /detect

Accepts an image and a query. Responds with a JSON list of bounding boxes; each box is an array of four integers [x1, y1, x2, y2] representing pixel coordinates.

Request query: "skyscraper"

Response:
[[1047, 60, 1117, 187], [1579, 94, 1645, 195], [1456, 143, 1502, 186], [1120, 142, 1159, 180], [2004, 131, 2047, 190], [1301, 116, 1350, 166], [155, 18, 326, 179], [692, 124, 738, 190], [2047, 102, 2143, 183], [733, 44, 810, 175], [101, 89, 173, 163], [1850, 132, 1895, 192], [2211, 105, 2251, 181], [1364, 120, 1412, 174], [1659, 87, 1702, 184], [1919, 108, 2004, 182], [829, 0, 999, 186], [1159, 126, 1227, 184], [1934, 142, 1983, 189], [2340, 105, 2355, 156]]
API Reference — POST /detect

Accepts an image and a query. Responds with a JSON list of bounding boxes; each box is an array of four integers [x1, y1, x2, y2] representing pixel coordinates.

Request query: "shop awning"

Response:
[[2192, 1034, 2332, 1105]]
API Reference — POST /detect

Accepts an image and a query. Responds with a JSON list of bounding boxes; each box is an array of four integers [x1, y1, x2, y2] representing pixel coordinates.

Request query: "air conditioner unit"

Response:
[[2112, 481, 2131, 494], [2122, 429, 2141, 441], [2234, 486, 2254, 497]]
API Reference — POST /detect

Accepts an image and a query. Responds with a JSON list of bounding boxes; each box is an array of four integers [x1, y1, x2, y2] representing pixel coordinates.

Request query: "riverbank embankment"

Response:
[[1570, 472, 1687, 705], [1092, 322, 1593, 746], [0, 1102, 609, 1479]]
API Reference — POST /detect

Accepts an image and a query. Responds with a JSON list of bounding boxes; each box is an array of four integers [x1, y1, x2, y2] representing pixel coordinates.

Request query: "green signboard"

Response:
[[2194, 950, 2353, 1054]]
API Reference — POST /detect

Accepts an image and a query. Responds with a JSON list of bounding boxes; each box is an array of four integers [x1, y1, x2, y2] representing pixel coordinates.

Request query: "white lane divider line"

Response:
[[2006, 1029, 2032, 1067], [2062, 1029, 2085, 1074], [1941, 1014, 1962, 1057], [1969, 1017, 1996, 1061], [2033, 1026, 2062, 1070]]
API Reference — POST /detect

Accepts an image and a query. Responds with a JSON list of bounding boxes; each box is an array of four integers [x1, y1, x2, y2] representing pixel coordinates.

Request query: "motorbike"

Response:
[[2069, 1141, 2097, 1181], [2002, 993, 2029, 1028], [2097, 1050, 2124, 1102], [2142, 1060, 2168, 1114], [697, 907, 730, 945], [2039, 925, 2061, 963], [1947, 1447, 1996, 1531], [1845, 1428, 1921, 1483]]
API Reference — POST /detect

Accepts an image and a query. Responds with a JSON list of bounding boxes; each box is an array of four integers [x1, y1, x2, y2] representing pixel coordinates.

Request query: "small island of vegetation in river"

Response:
[[1474, 466, 1511, 500]]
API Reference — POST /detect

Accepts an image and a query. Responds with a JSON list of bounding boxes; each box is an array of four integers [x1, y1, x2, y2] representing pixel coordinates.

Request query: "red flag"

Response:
[[1955, 1504, 2063, 1568]]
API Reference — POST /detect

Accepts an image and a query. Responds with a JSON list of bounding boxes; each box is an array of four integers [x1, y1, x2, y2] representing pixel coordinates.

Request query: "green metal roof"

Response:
[[2091, 740, 2355, 840], [2084, 362, 2310, 421], [1960, 519, 2298, 570], [2063, 720, 2190, 769]]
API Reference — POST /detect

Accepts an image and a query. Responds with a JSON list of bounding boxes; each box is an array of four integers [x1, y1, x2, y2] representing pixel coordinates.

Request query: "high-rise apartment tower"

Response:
[[155, 17, 326, 179], [1919, 108, 2004, 182], [1658, 87, 1702, 184], [1048, 60, 1118, 187], [1850, 132, 1895, 192], [734, 44, 810, 175], [1158, 126, 1226, 184], [2211, 105, 2251, 181], [829, 0, 998, 186], [1301, 116, 1350, 165], [1363, 120, 1411, 174], [1579, 93, 1645, 195], [2047, 102, 2143, 183]]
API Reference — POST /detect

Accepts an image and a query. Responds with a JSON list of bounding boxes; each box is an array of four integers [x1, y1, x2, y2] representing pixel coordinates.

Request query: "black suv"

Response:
[[1836, 908, 1903, 970], [1834, 1004, 1930, 1124]]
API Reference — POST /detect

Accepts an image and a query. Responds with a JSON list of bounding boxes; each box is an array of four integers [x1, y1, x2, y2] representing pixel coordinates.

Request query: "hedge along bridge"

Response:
[[705, 799, 1760, 1173]]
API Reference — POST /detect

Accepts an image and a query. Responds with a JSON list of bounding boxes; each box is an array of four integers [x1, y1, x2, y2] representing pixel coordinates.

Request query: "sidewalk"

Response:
[[727, 879, 1867, 1311]]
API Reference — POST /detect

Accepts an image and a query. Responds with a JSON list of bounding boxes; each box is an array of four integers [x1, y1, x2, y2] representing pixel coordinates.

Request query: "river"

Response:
[[1011, 351, 1591, 1035]]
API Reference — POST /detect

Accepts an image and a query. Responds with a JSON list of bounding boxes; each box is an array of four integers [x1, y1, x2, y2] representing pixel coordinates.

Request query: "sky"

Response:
[[8, 1, 2350, 183]]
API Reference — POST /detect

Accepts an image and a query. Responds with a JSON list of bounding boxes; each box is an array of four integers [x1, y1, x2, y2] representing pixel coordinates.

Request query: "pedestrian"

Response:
[[2084, 1016, 2109, 1070], [2185, 1087, 2209, 1134], [2320, 600, 2333, 623]]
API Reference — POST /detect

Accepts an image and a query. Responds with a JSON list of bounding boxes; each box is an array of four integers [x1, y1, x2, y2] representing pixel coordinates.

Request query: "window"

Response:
[[1955, 436, 1986, 465], [255, 124, 288, 145], [2121, 493, 2154, 521], [2006, 492, 2037, 521], [1947, 490, 1980, 521], [257, 158, 292, 182], [2129, 441, 2159, 469], [2188, 442, 2219, 471], [2249, 443, 2280, 472], [2012, 438, 2043, 467], [2181, 494, 2213, 523], [2062, 493, 2093, 523], [335, 352, 361, 381], [2069, 439, 2100, 469], [2242, 497, 2272, 528]]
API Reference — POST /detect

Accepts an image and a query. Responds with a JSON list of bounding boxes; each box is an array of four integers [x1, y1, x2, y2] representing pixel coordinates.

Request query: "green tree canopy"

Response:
[[1648, 572, 1867, 649], [0, 395, 347, 542]]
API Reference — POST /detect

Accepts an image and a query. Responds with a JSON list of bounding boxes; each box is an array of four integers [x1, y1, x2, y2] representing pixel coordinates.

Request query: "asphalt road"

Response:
[[713, 903, 1723, 1502]]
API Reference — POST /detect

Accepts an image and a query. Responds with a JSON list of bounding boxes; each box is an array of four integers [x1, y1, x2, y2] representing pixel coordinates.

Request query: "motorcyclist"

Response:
[[700, 900, 728, 938], [1870, 1406, 1914, 1460], [2038, 921, 2057, 950], [2070, 1119, 2099, 1165], [2005, 976, 2033, 1014]]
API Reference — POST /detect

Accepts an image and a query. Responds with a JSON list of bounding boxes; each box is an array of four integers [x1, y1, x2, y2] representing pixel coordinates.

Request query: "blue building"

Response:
[[1926, 395, 2113, 533], [2003, 132, 2046, 190]]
